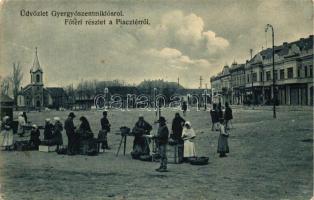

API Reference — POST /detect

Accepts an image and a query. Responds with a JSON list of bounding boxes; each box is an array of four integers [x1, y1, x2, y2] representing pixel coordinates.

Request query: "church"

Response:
[[17, 48, 68, 110]]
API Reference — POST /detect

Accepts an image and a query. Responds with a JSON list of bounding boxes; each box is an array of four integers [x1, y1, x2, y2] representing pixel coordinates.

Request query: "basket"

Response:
[[190, 157, 209, 165]]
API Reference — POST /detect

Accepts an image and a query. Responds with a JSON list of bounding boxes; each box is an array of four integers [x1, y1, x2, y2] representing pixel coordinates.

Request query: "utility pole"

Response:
[[250, 49, 254, 105], [199, 76, 203, 89], [265, 24, 276, 119]]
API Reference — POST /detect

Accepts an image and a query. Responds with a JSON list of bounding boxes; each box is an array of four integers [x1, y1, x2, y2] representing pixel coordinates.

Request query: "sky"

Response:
[[0, 0, 313, 88]]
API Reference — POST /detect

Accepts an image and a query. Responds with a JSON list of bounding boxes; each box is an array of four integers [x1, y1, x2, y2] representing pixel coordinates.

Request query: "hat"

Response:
[[158, 116, 166, 123], [45, 118, 51, 122], [68, 112, 76, 118], [18, 112, 23, 116], [32, 124, 38, 128], [139, 114, 144, 118], [54, 117, 60, 121]]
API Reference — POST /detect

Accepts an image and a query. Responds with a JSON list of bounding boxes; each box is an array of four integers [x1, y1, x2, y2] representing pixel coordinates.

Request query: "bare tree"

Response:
[[0, 76, 11, 96], [11, 62, 23, 105]]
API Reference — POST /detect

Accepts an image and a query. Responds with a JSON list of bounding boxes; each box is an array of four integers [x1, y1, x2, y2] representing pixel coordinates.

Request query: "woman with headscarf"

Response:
[[78, 116, 94, 154], [29, 124, 41, 150], [53, 117, 63, 149], [44, 118, 54, 140], [17, 112, 26, 137], [78, 116, 93, 139], [182, 121, 196, 160], [217, 118, 229, 157], [1, 116, 14, 150]]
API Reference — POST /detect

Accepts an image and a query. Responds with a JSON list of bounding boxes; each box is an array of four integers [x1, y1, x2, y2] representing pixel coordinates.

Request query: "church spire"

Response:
[[31, 47, 42, 73]]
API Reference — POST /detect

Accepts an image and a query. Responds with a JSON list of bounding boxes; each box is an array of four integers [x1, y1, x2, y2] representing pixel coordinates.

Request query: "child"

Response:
[[217, 118, 229, 157]]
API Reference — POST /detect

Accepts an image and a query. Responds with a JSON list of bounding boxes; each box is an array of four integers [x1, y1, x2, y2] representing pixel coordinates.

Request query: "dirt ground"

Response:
[[0, 107, 312, 200]]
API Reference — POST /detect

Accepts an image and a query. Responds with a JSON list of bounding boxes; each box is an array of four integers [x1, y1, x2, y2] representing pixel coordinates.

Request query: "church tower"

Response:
[[30, 47, 44, 109]]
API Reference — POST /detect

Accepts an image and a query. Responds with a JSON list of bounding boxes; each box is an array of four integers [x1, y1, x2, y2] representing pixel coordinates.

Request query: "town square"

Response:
[[0, 0, 313, 199]]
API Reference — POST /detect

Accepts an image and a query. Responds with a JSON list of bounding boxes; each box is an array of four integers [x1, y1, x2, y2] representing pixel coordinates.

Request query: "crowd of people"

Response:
[[0, 102, 233, 172]]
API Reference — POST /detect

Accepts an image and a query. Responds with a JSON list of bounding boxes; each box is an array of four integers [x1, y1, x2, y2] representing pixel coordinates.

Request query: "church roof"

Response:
[[45, 87, 68, 98], [31, 47, 43, 73]]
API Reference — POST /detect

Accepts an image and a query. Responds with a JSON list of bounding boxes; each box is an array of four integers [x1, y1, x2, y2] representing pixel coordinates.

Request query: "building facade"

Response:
[[230, 63, 246, 105], [18, 48, 68, 110], [210, 35, 313, 106]]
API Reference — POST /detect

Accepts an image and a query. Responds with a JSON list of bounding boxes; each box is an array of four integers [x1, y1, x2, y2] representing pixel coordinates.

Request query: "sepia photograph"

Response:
[[0, 0, 313, 199]]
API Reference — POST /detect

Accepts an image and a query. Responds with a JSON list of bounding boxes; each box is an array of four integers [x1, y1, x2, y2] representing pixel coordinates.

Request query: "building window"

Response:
[[304, 66, 308, 77], [297, 66, 301, 78], [274, 70, 278, 80], [266, 71, 271, 81], [310, 65, 313, 78], [280, 69, 284, 80], [247, 74, 250, 83], [287, 67, 293, 79], [252, 73, 257, 82], [260, 72, 263, 82]]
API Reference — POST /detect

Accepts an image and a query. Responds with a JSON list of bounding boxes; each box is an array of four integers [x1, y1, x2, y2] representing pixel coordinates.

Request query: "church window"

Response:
[[36, 74, 40, 83]]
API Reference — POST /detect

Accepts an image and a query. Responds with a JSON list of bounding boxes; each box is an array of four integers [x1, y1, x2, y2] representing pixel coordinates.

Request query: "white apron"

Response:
[[182, 127, 196, 157], [2, 129, 14, 147]]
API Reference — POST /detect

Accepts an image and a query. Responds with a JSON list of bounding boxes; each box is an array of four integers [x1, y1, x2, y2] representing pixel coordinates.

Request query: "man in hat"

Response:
[[100, 111, 111, 149], [171, 113, 185, 163], [64, 112, 76, 155], [155, 116, 169, 172]]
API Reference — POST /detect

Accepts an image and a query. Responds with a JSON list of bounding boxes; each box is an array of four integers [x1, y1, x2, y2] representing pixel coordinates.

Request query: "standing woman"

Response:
[[53, 117, 64, 150], [29, 124, 41, 150], [17, 112, 26, 137], [182, 121, 196, 161], [217, 118, 229, 157], [1, 116, 14, 150]]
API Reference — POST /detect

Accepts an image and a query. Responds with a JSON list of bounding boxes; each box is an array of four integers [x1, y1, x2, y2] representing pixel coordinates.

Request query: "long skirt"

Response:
[[183, 140, 196, 158], [2, 130, 14, 147], [217, 134, 229, 153], [132, 136, 150, 158]]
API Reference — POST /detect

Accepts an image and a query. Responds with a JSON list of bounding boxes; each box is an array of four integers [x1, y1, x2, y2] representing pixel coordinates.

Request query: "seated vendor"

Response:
[[131, 115, 152, 159]]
